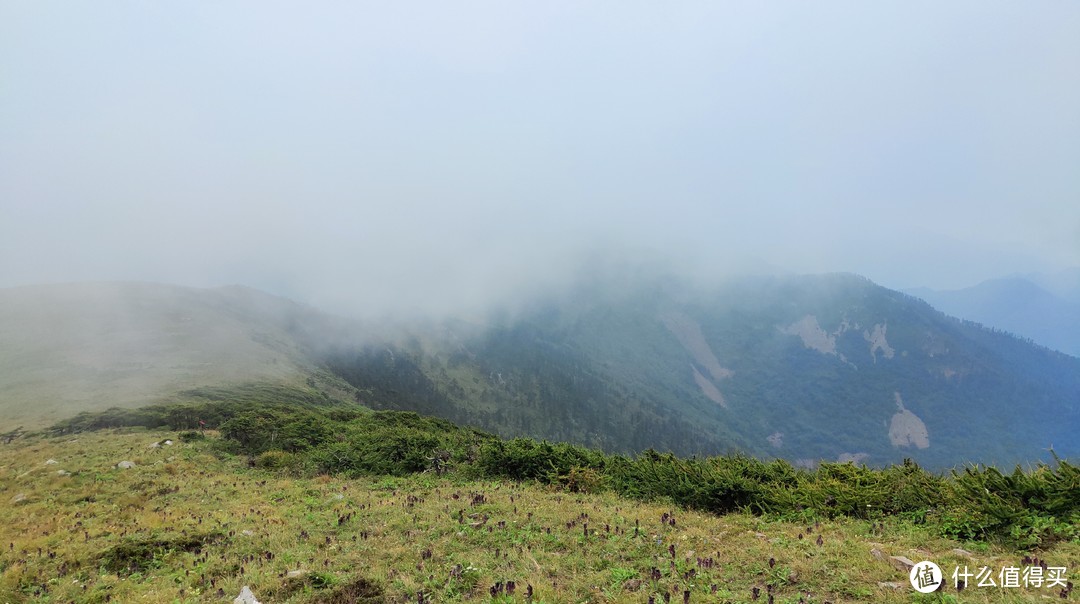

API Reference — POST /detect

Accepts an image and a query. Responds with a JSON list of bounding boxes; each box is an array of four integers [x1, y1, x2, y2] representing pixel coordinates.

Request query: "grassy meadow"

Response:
[[1, 427, 1077, 603]]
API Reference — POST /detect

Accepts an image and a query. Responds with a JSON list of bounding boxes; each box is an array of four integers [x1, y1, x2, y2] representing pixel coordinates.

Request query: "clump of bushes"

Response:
[[60, 401, 1080, 549], [935, 462, 1079, 547], [255, 450, 298, 470], [221, 408, 495, 477]]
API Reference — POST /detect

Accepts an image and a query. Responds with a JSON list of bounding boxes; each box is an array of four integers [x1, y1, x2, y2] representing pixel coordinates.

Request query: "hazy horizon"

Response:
[[3, 2, 1078, 317]]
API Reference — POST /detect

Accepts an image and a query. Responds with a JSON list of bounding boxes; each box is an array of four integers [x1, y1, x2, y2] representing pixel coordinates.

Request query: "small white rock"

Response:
[[163, 440, 173, 446], [57, 470, 70, 476], [44, 459, 58, 465], [116, 461, 136, 469], [233, 585, 262, 604], [241, 530, 254, 537]]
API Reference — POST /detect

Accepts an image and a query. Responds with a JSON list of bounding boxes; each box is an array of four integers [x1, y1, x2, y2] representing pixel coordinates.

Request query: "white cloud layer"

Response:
[[2, 2, 1078, 315]]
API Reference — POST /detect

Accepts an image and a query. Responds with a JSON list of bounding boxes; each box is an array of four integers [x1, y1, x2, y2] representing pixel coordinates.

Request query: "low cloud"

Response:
[[2, 2, 1077, 316]]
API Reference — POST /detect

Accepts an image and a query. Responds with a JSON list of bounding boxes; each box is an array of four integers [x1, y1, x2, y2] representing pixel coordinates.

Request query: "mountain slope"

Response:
[[0, 282, 355, 429], [907, 275, 1080, 357], [4, 276, 1079, 470], [1031, 268, 1080, 304], [325, 273, 1080, 469]]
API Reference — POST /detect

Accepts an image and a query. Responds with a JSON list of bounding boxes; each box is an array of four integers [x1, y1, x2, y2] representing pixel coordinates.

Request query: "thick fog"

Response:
[[2, 2, 1078, 317]]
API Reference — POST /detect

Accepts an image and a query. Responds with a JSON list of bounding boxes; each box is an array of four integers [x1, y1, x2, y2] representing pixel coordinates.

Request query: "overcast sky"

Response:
[[2, 2, 1078, 315]]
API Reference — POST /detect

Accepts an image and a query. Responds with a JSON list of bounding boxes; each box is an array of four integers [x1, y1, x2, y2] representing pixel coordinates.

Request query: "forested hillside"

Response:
[[323, 273, 1080, 469]]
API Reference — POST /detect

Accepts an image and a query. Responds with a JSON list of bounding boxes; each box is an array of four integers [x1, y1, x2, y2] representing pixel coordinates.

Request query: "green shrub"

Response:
[[560, 466, 605, 493], [932, 504, 993, 541], [219, 408, 334, 454], [178, 430, 204, 443], [1007, 514, 1077, 550], [255, 450, 297, 470]]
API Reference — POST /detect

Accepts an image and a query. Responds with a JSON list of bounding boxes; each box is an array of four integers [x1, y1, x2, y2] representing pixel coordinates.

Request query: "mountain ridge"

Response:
[[322, 272, 1080, 469], [907, 272, 1080, 357], [3, 274, 1078, 469], [0, 281, 357, 428]]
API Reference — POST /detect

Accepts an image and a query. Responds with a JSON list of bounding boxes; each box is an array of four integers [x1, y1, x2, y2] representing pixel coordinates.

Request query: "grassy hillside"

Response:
[[0, 283, 358, 430], [61, 401, 1075, 550], [1, 405, 1077, 603]]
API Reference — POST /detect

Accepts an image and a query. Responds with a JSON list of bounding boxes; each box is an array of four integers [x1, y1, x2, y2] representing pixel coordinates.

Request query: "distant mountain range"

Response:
[[907, 269, 1080, 357], [3, 271, 1078, 469]]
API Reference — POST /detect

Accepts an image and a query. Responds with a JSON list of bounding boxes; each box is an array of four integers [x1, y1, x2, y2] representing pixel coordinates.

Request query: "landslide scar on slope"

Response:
[[888, 391, 929, 449], [691, 365, 727, 407], [778, 315, 837, 355], [660, 311, 733, 407], [863, 323, 895, 362]]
